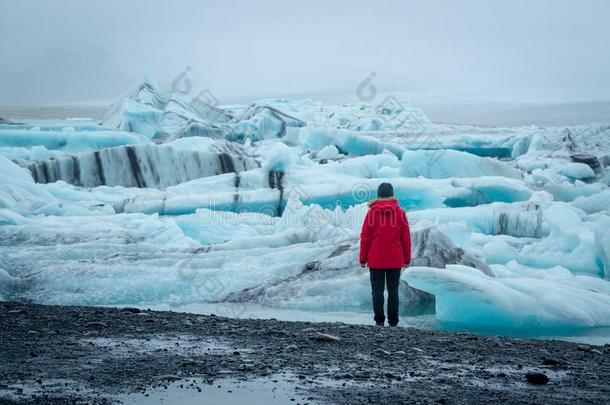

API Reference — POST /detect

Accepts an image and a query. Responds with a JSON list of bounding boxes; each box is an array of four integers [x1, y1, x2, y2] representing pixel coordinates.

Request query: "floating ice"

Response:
[[518, 203, 603, 277], [316, 144, 340, 160], [0, 155, 59, 214], [262, 142, 296, 171], [27, 139, 258, 188], [561, 162, 596, 180], [0, 126, 149, 153], [400, 149, 521, 179], [1, 79, 609, 335], [405, 265, 610, 329]]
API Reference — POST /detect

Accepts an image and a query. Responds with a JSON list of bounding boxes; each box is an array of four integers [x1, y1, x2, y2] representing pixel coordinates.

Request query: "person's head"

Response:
[[377, 182, 394, 198]]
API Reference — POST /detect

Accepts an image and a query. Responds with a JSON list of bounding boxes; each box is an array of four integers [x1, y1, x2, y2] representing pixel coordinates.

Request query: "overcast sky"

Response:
[[1, 0, 609, 106]]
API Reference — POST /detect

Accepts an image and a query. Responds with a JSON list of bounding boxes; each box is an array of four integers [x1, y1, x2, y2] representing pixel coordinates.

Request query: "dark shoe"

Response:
[[388, 323, 398, 327], [375, 322, 384, 327]]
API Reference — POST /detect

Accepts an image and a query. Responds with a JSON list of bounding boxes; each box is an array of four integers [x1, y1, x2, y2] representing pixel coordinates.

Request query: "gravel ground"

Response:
[[1, 302, 609, 404]]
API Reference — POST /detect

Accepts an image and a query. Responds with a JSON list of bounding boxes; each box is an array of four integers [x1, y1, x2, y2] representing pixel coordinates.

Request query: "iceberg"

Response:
[[27, 139, 258, 188], [0, 155, 59, 214], [229, 102, 305, 141], [0, 126, 150, 152], [518, 203, 603, 277], [1, 77, 609, 336], [0, 198, 492, 310], [405, 265, 610, 329], [560, 162, 596, 180], [400, 149, 521, 179]]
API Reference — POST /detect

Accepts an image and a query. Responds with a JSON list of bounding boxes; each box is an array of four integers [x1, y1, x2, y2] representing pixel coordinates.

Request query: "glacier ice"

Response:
[[405, 265, 610, 329], [27, 141, 258, 188], [0, 125, 149, 152], [1, 76, 610, 335], [400, 149, 521, 179], [0, 154, 59, 214], [517, 203, 603, 277], [316, 144, 340, 160], [560, 162, 596, 180]]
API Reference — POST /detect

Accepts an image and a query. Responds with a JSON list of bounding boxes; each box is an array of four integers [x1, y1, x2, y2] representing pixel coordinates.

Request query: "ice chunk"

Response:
[[0, 266, 23, 301], [400, 149, 521, 179], [101, 76, 233, 142], [27, 142, 257, 188], [482, 239, 518, 264], [120, 98, 166, 139], [410, 226, 492, 275], [443, 177, 532, 207], [229, 102, 305, 141], [518, 203, 602, 277], [174, 208, 263, 245], [294, 99, 430, 132], [573, 191, 610, 214], [560, 162, 596, 180], [0, 155, 59, 214], [594, 217, 610, 279], [410, 203, 547, 242], [316, 145, 340, 160], [405, 265, 610, 329], [0, 126, 150, 153], [101, 75, 170, 130], [262, 142, 295, 171], [301, 128, 404, 158]]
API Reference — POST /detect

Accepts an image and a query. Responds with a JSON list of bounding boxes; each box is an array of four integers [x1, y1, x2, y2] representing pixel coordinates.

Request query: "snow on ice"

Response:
[[1, 76, 610, 333]]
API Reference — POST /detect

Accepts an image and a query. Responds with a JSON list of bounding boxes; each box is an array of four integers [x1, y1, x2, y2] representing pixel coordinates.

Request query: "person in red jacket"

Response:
[[359, 183, 411, 326]]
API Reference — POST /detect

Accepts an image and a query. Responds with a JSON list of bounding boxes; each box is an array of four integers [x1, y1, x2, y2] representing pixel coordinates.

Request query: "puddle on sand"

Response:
[[117, 374, 314, 405]]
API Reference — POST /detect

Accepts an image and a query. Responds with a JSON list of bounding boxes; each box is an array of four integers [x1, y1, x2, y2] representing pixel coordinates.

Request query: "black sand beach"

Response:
[[1, 302, 609, 404]]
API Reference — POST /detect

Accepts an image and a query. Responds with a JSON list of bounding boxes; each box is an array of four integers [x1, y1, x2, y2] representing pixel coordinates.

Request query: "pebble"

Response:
[[525, 372, 549, 385], [542, 358, 565, 367], [577, 345, 591, 352]]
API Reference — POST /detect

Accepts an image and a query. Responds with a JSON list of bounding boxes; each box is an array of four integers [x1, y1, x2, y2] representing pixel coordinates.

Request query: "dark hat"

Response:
[[377, 182, 394, 198]]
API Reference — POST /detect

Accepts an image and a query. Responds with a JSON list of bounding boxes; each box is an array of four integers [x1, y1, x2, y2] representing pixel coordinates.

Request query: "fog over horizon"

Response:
[[1, 0, 610, 107]]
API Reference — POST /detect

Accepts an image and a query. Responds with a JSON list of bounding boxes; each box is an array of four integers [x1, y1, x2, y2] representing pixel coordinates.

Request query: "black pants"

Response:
[[369, 269, 401, 326]]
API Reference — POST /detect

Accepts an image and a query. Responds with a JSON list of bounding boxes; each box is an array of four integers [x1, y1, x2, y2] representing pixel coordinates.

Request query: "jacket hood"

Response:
[[367, 197, 399, 207], [367, 197, 400, 215]]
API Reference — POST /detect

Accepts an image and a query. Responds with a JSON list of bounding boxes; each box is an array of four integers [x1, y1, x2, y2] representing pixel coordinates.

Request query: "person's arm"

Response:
[[359, 210, 373, 266], [401, 210, 412, 266]]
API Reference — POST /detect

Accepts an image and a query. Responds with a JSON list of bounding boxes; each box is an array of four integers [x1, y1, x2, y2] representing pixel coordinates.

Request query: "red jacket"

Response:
[[359, 197, 411, 269]]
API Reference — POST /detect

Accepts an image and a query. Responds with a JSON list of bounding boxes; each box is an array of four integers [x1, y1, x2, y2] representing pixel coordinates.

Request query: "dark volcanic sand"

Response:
[[1, 302, 609, 404]]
